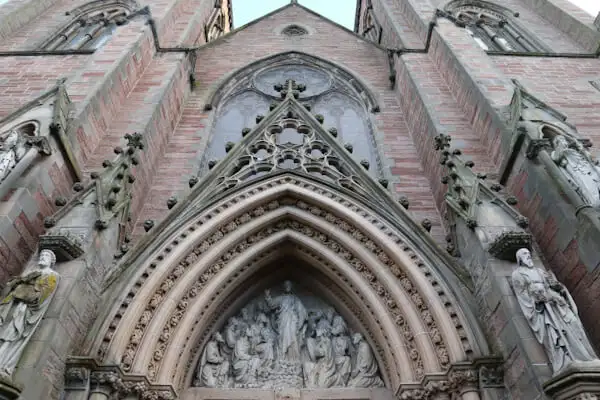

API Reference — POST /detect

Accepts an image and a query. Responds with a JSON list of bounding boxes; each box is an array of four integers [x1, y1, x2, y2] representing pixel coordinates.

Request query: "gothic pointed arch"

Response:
[[70, 71, 501, 399], [40, 0, 140, 51], [202, 52, 384, 180], [442, 0, 549, 53]]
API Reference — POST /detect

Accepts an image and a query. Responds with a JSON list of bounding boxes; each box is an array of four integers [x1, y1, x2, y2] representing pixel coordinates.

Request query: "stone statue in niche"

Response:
[[511, 248, 598, 374], [549, 134, 600, 207], [0, 129, 28, 183], [194, 280, 384, 389], [0, 249, 59, 379]]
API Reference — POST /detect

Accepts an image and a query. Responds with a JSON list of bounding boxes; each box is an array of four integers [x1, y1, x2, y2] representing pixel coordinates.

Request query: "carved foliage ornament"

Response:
[[89, 370, 175, 400]]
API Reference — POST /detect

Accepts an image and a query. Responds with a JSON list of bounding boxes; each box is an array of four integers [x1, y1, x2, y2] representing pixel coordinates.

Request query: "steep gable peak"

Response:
[[200, 1, 385, 51]]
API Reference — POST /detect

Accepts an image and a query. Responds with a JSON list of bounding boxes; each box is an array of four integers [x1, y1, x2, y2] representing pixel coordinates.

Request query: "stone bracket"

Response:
[[39, 228, 85, 261], [487, 230, 532, 260], [543, 361, 600, 400]]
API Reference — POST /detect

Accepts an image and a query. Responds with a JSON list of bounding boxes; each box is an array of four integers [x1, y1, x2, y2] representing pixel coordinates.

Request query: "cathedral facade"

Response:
[[0, 0, 600, 399]]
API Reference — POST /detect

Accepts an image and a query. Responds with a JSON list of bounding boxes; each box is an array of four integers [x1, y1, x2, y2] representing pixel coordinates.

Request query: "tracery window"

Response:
[[41, 1, 136, 51], [361, 1, 382, 44], [444, 1, 546, 52], [203, 64, 383, 178]]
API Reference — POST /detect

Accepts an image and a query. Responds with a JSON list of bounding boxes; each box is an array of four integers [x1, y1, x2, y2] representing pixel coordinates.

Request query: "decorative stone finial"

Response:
[[143, 220, 155, 232], [167, 196, 178, 210], [421, 219, 432, 232], [398, 196, 409, 209]]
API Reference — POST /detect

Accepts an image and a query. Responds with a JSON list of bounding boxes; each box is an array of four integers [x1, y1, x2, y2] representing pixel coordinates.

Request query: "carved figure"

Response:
[[550, 135, 600, 207], [264, 281, 307, 363], [331, 314, 351, 386], [0, 250, 59, 379], [312, 319, 336, 388], [348, 333, 384, 387], [0, 129, 27, 182], [197, 332, 230, 388], [195, 281, 383, 388], [512, 248, 597, 373], [223, 316, 239, 357], [332, 335, 351, 386], [232, 325, 260, 387], [255, 313, 275, 368]]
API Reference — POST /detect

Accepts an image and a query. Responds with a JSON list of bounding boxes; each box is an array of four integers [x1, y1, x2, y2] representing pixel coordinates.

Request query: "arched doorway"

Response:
[[63, 52, 499, 400]]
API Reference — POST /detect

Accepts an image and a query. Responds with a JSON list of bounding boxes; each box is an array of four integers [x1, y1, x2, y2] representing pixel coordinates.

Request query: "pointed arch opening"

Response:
[[82, 169, 494, 398]]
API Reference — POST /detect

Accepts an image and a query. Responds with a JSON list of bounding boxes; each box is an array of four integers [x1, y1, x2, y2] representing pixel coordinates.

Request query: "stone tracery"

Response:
[[194, 280, 384, 389]]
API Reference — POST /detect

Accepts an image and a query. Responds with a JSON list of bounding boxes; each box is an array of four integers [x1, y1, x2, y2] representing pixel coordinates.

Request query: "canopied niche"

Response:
[[194, 279, 383, 389]]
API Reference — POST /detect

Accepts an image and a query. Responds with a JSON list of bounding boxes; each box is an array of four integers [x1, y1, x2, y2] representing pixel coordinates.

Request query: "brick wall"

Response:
[[0, 0, 218, 286]]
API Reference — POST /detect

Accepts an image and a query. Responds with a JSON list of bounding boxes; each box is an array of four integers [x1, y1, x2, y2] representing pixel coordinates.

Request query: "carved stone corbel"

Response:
[[65, 359, 176, 400], [24, 135, 52, 155], [39, 228, 86, 261]]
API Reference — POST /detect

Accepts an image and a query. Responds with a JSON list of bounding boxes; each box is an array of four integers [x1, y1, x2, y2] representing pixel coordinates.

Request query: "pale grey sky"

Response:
[[232, 0, 599, 29]]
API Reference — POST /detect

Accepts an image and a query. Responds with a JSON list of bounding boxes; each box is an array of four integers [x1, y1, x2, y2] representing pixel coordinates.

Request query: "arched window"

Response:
[[361, 1, 382, 44], [41, 1, 138, 51], [444, 1, 546, 52], [203, 62, 383, 178]]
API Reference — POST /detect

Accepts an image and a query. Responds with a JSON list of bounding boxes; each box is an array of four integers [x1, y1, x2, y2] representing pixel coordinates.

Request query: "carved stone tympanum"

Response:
[[512, 248, 598, 374], [194, 281, 383, 389], [0, 250, 59, 379]]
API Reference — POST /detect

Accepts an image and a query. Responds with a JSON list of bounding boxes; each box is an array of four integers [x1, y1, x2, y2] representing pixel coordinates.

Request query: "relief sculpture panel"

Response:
[[194, 281, 383, 389]]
